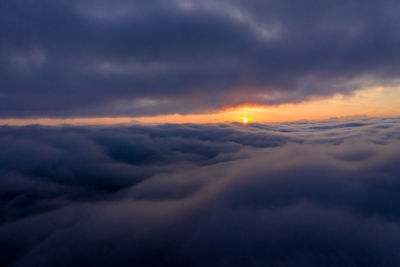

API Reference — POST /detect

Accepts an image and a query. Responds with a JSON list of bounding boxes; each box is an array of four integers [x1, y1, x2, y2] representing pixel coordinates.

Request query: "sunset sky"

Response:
[[1, 0, 400, 125], [2, 1, 400, 266], [1, 85, 399, 125]]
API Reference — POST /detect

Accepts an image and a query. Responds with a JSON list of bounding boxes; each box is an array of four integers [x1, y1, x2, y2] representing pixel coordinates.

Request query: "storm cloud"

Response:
[[1, 0, 400, 117], [1, 118, 400, 266]]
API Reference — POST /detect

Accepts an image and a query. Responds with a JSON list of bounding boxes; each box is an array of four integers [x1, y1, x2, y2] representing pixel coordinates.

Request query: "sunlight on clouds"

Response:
[[1, 86, 399, 126]]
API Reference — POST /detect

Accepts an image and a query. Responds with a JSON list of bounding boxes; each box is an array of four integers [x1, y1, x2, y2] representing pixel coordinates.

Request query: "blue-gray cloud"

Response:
[[1, 118, 400, 266], [1, 0, 400, 117]]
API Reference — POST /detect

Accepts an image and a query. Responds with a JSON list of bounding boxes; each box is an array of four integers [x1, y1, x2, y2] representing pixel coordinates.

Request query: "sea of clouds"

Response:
[[1, 118, 400, 266]]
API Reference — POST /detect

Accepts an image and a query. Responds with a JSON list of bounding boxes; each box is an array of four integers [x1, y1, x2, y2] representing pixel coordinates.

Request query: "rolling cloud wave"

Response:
[[1, 118, 400, 266]]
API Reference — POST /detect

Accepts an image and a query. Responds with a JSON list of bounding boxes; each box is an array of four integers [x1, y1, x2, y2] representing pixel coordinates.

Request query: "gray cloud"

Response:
[[0, 118, 400, 266], [1, 0, 400, 117]]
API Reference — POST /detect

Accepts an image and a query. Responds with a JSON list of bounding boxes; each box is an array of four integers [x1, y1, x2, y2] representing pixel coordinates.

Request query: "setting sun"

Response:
[[243, 118, 249, 123]]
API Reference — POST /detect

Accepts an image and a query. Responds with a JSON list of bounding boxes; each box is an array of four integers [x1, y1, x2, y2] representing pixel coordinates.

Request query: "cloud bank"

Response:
[[1, 118, 400, 266], [1, 0, 400, 117]]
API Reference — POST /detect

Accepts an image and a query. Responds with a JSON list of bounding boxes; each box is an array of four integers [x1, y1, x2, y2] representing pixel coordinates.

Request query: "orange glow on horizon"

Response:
[[0, 86, 399, 126]]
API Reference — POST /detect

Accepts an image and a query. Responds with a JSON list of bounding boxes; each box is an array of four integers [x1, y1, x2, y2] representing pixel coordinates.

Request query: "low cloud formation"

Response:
[[1, 118, 400, 266], [1, 0, 400, 117]]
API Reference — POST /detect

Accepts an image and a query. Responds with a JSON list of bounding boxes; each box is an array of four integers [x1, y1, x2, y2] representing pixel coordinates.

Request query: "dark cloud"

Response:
[[0, 118, 400, 266], [1, 0, 400, 117]]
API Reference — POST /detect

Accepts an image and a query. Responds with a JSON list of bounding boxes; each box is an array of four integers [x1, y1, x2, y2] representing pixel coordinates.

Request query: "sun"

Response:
[[242, 117, 249, 123]]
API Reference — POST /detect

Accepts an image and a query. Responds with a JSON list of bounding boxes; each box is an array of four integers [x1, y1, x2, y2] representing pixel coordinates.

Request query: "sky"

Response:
[[2, 1, 400, 266], [1, 0, 400, 124]]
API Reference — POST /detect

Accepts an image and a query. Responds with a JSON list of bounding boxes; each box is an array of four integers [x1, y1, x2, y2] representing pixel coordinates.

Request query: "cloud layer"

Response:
[[1, 118, 400, 266], [1, 0, 400, 117]]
